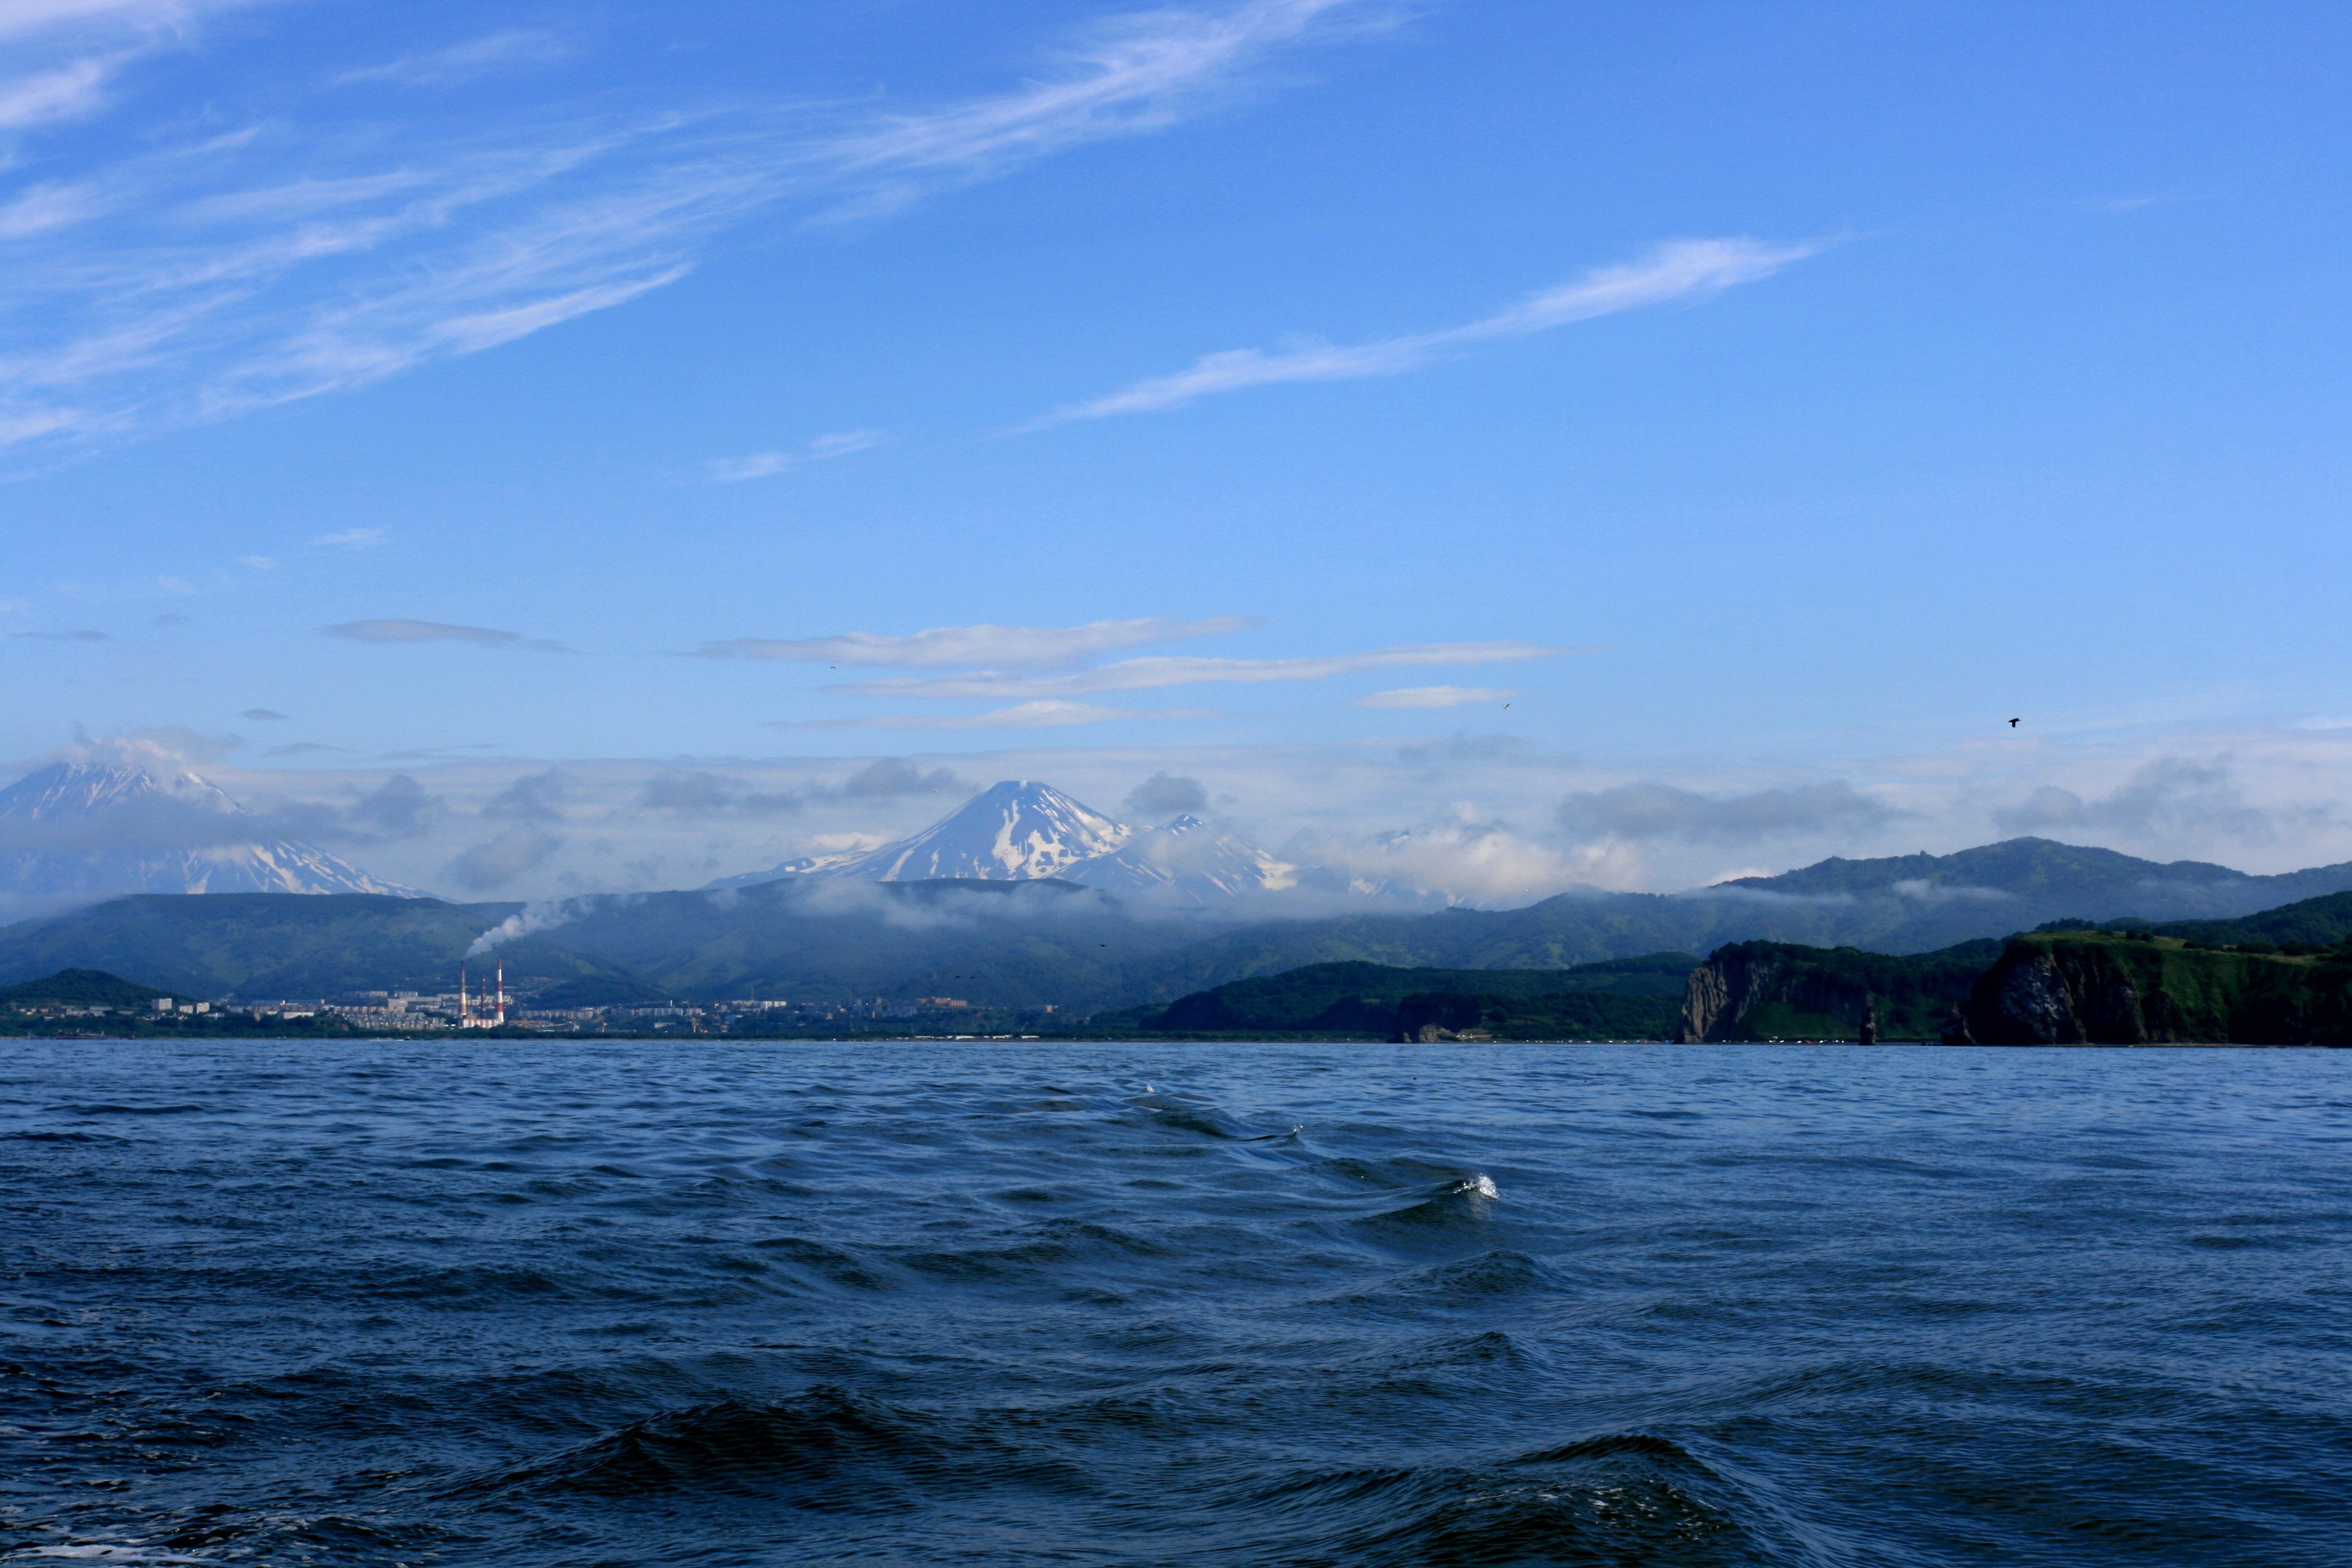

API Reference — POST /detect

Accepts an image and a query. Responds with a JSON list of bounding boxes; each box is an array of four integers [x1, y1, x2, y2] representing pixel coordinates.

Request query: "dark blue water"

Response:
[[2, 1041, 2348, 1566]]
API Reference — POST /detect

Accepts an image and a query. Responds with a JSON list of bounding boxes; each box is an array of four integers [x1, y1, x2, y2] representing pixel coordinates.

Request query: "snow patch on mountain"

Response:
[[0, 760, 420, 904], [1057, 814, 1298, 906]]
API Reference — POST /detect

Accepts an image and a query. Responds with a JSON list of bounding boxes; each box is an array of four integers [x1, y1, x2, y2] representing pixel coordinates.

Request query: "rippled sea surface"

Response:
[[4, 1040, 2350, 1566]]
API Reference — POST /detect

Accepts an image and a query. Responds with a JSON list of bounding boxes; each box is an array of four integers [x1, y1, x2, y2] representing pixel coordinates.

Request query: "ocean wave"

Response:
[[1236, 1431, 1788, 1567], [456, 1388, 1082, 1508]]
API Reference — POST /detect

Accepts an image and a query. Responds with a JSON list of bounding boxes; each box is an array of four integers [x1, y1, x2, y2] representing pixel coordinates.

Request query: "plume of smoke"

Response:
[[466, 898, 585, 957]]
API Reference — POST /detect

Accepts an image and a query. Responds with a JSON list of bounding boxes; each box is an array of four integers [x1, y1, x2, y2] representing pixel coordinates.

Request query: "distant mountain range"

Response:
[[708, 780, 1300, 907], [9, 835, 2352, 1013], [0, 761, 416, 904]]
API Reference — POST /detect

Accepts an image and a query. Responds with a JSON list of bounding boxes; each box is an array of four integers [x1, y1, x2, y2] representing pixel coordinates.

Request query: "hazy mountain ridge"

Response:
[[10, 836, 2352, 1011], [1719, 837, 2352, 916]]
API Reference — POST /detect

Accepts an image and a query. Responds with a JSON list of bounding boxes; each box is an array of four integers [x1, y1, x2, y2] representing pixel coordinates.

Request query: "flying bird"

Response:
[[2008, 717, 2020, 727]]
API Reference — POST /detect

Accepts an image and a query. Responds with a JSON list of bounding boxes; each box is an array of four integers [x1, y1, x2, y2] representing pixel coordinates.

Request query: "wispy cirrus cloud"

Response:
[[324, 618, 572, 652], [1031, 238, 1817, 424], [0, 1, 265, 131], [782, 701, 1217, 731], [1, 0, 1390, 457], [834, 641, 1561, 700], [0, 181, 106, 239], [334, 29, 573, 88], [695, 615, 1257, 669], [817, 0, 1383, 216], [708, 428, 887, 483], [311, 528, 384, 548], [0, 1, 232, 38], [1357, 685, 1515, 709], [0, 57, 113, 129]]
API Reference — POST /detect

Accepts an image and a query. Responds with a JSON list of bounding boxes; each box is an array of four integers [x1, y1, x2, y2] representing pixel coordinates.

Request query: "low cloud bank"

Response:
[[1125, 772, 1207, 817], [1557, 780, 1896, 844], [1991, 759, 2333, 850], [636, 757, 969, 818], [446, 826, 563, 892]]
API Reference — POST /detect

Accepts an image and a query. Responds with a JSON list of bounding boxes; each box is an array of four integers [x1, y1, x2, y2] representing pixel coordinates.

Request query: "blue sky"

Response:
[[3, 0, 2348, 899]]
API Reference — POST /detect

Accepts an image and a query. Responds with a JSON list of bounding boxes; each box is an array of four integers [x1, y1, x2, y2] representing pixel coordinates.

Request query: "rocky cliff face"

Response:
[[1681, 930, 2352, 1046], [1962, 942, 2147, 1044], [1959, 933, 2352, 1044], [1676, 953, 1739, 1042], [1676, 945, 1874, 1042]]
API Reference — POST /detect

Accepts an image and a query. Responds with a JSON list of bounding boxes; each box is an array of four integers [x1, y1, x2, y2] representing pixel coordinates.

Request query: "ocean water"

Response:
[[2, 1040, 2347, 1567]]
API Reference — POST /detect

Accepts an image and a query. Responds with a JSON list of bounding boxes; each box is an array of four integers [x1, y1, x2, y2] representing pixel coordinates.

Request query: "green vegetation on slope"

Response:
[[0, 894, 517, 996], [1131, 953, 1694, 1036], [1392, 990, 1681, 1042], [2143, 891, 2352, 950]]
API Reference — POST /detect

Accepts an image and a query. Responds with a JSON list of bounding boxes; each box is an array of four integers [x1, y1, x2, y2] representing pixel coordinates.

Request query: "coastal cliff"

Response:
[[1678, 929, 2352, 1045], [1961, 932, 2352, 1044], [1677, 939, 1998, 1042]]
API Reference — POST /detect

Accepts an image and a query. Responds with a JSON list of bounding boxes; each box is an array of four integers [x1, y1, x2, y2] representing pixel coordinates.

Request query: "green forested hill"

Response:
[[0, 968, 166, 1009], [2146, 891, 2352, 949], [0, 893, 618, 998]]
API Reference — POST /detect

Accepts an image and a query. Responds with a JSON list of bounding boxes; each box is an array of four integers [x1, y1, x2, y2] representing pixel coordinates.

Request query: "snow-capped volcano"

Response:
[[845, 780, 1129, 881], [705, 780, 1307, 905], [0, 760, 419, 903], [720, 780, 1132, 887]]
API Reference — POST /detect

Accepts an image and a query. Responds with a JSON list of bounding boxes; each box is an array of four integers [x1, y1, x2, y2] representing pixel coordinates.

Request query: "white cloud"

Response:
[[1285, 803, 1610, 907], [1557, 780, 1899, 844], [311, 527, 383, 547], [1357, 685, 1514, 709], [238, 554, 275, 569], [785, 701, 1216, 730], [1990, 758, 2330, 850], [699, 615, 1256, 669], [708, 428, 887, 483], [837, 640, 1559, 699], [1034, 238, 1816, 423]]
